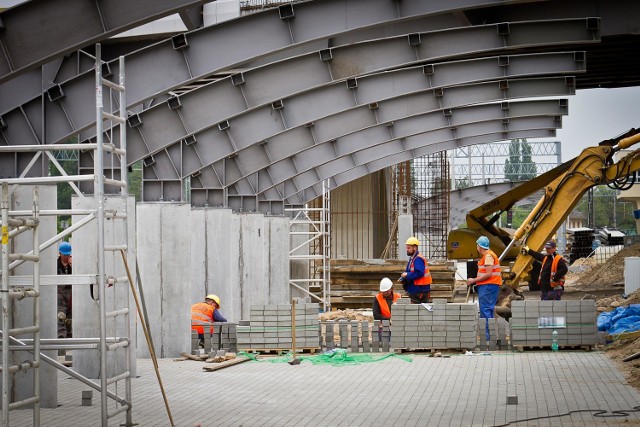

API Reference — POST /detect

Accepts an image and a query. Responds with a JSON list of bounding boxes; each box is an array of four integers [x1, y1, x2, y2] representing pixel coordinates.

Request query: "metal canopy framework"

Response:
[[0, 0, 638, 213], [0, 0, 210, 84]]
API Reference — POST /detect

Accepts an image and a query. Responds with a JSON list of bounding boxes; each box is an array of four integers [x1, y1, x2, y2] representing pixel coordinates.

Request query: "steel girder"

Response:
[[0, 0, 210, 84], [123, 50, 584, 166], [233, 101, 567, 195], [250, 115, 561, 202], [428, 182, 543, 228], [292, 128, 556, 205], [2, 12, 598, 152], [141, 76, 573, 200]]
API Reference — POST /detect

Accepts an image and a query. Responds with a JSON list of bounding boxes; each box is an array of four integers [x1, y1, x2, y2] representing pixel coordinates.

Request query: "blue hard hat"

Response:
[[59, 242, 72, 255], [476, 236, 490, 250]]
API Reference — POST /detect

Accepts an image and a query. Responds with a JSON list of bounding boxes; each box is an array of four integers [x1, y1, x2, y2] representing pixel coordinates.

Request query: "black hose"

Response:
[[492, 405, 640, 427]]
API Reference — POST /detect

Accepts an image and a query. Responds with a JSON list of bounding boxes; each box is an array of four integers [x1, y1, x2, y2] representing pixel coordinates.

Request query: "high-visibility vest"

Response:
[[408, 253, 433, 286], [376, 292, 401, 318], [191, 302, 215, 335], [477, 249, 501, 286], [540, 254, 565, 287]]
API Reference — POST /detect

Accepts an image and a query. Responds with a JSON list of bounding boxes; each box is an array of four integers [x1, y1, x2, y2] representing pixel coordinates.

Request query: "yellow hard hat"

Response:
[[205, 294, 221, 307], [405, 237, 420, 246]]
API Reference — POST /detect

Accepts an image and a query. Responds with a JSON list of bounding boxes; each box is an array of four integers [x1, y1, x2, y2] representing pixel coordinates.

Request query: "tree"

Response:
[[504, 138, 538, 182]]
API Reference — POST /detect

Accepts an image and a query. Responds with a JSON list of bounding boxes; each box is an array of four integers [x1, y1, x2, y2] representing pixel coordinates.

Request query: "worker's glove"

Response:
[[57, 312, 67, 321], [520, 245, 529, 255]]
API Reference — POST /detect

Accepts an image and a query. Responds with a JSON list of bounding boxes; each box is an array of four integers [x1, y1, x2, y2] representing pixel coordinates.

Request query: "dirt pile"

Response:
[[596, 289, 640, 312], [607, 336, 640, 390], [572, 243, 640, 291]]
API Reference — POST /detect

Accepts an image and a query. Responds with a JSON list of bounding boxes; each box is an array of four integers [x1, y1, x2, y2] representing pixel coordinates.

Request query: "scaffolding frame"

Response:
[[0, 44, 132, 427], [287, 180, 331, 311]]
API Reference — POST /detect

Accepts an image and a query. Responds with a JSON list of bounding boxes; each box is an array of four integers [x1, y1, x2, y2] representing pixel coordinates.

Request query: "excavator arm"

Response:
[[447, 128, 640, 290]]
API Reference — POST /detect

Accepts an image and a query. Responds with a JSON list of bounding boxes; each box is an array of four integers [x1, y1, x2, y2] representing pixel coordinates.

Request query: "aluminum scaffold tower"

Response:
[[0, 43, 133, 427], [287, 180, 331, 311]]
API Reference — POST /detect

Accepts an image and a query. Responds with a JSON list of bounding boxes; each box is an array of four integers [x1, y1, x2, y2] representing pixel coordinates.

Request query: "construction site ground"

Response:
[[8, 247, 640, 426], [6, 349, 640, 427]]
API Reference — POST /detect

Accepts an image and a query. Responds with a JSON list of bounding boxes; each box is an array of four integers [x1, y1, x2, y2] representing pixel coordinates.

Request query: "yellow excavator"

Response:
[[447, 128, 640, 301]]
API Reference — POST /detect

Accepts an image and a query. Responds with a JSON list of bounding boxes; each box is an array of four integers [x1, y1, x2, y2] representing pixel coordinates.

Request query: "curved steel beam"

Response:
[[445, 183, 544, 228], [227, 100, 566, 194], [0, 15, 597, 151], [144, 75, 573, 186], [0, 0, 518, 117], [286, 127, 557, 205], [125, 50, 584, 165], [269, 115, 560, 201], [0, 0, 210, 84]]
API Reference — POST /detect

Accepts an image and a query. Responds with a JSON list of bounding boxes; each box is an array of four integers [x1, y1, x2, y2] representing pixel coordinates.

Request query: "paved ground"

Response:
[[6, 350, 640, 426]]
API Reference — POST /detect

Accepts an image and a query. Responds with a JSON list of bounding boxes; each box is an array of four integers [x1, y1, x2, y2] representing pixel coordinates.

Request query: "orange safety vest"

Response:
[[540, 254, 565, 288], [477, 249, 501, 286], [191, 302, 216, 335], [409, 254, 433, 286], [376, 292, 401, 318]]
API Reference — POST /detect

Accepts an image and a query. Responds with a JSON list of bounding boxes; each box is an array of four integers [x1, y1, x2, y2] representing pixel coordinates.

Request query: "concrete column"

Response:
[[188, 207, 240, 316], [136, 203, 192, 358], [73, 195, 137, 378], [397, 214, 414, 260], [267, 216, 290, 305], [3, 185, 58, 408]]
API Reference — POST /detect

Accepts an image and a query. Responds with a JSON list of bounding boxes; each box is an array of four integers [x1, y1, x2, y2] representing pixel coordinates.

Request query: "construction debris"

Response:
[[573, 243, 640, 290], [596, 289, 640, 313]]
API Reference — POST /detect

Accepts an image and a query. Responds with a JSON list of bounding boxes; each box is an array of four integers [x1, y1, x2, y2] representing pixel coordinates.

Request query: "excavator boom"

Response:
[[448, 128, 640, 290]]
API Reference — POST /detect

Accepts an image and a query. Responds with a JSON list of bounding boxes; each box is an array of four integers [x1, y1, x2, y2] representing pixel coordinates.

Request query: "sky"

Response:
[[554, 86, 640, 161]]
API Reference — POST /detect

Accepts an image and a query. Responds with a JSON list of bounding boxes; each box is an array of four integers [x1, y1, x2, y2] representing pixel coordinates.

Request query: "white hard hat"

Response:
[[379, 277, 393, 292]]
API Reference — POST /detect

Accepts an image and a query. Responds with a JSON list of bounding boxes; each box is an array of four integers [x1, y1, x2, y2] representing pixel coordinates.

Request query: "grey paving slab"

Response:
[[4, 351, 640, 426]]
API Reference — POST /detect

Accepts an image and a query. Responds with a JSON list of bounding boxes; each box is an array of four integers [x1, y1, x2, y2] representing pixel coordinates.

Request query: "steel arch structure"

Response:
[[1, 0, 639, 212]]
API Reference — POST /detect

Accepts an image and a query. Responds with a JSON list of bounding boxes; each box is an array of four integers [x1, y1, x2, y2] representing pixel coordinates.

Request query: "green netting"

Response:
[[237, 349, 412, 366]]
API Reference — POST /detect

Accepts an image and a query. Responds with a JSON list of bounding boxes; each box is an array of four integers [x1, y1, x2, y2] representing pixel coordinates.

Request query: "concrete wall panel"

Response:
[[268, 216, 290, 305], [73, 195, 137, 377]]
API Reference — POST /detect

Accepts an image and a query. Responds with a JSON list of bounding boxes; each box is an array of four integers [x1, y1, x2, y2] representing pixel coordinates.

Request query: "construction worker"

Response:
[[373, 278, 401, 341], [467, 236, 501, 319], [57, 242, 73, 339], [191, 294, 227, 344], [522, 240, 568, 301], [400, 236, 433, 304]]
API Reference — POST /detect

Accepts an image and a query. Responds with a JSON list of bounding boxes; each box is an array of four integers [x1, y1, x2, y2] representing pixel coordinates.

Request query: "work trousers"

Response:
[[477, 284, 500, 342], [541, 287, 564, 301], [57, 285, 72, 338]]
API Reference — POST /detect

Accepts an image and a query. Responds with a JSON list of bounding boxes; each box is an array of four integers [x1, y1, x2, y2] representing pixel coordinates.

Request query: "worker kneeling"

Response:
[[191, 294, 227, 347], [373, 278, 401, 341], [467, 236, 501, 341]]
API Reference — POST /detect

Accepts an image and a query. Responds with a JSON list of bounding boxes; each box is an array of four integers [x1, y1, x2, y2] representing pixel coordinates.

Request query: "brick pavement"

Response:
[[5, 351, 640, 426]]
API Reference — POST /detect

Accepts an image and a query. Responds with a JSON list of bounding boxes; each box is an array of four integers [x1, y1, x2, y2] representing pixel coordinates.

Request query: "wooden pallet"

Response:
[[514, 345, 592, 352], [239, 347, 319, 355]]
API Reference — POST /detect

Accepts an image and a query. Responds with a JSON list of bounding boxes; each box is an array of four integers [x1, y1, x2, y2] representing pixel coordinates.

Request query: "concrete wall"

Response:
[[137, 204, 290, 357], [73, 195, 136, 379], [1, 185, 58, 408]]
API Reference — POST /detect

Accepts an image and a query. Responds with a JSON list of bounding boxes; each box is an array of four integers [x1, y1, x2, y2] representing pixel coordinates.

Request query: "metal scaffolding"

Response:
[[287, 180, 331, 312], [0, 44, 132, 426]]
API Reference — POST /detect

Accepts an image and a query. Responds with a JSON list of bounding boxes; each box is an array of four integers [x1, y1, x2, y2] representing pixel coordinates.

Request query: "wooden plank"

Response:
[[202, 357, 251, 372], [608, 330, 640, 341]]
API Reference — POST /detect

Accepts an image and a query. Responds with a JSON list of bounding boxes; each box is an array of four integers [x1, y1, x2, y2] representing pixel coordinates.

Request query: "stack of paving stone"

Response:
[[236, 303, 320, 351], [510, 300, 597, 349], [390, 299, 478, 350]]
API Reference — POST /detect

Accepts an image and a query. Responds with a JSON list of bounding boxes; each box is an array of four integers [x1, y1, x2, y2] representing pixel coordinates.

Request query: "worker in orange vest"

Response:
[[467, 236, 501, 319], [522, 240, 568, 300], [400, 236, 433, 304], [191, 294, 227, 345], [468, 236, 502, 343], [373, 277, 401, 341]]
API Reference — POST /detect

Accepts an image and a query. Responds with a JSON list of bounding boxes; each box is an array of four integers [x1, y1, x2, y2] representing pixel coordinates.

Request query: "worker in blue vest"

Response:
[[522, 240, 568, 300]]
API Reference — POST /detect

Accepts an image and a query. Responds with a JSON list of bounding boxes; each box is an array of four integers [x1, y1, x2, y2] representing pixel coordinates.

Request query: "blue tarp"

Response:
[[597, 304, 640, 335]]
